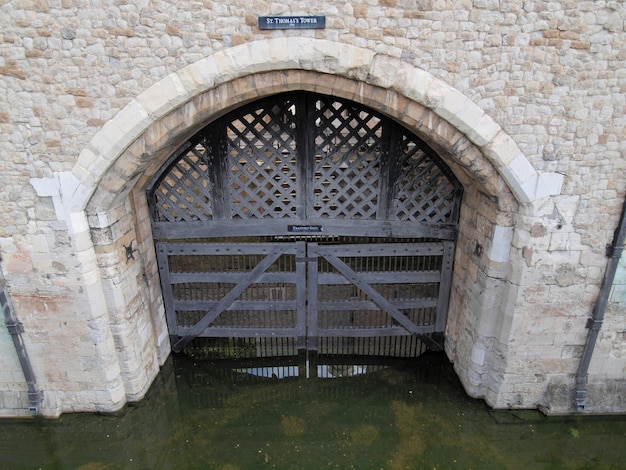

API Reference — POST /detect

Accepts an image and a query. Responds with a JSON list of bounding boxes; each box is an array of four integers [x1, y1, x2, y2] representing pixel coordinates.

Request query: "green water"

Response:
[[2, 353, 626, 469]]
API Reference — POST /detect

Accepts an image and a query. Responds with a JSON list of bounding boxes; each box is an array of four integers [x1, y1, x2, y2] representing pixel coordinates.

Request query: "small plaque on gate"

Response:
[[288, 225, 323, 233]]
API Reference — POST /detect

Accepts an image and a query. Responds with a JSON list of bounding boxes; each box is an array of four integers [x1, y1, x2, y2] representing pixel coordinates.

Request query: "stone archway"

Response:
[[31, 38, 563, 412]]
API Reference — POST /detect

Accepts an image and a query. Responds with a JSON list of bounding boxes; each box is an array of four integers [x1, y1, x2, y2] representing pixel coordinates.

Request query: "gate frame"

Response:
[[157, 238, 453, 356]]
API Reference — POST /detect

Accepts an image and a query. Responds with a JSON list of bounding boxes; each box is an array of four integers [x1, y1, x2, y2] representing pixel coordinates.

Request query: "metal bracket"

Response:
[[28, 390, 43, 414], [606, 243, 624, 258], [585, 317, 603, 331], [574, 375, 588, 411], [123, 241, 139, 262], [6, 320, 24, 336]]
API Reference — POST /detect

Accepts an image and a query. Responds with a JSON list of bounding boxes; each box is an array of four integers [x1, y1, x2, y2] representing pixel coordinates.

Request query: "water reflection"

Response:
[[234, 355, 389, 380], [2, 352, 626, 469]]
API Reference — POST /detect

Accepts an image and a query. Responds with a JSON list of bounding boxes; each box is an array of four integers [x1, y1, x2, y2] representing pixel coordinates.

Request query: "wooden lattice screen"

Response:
[[148, 92, 462, 238]]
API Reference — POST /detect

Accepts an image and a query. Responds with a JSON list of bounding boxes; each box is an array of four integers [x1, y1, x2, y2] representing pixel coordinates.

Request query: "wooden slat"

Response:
[[315, 243, 444, 257], [152, 218, 459, 240], [176, 327, 299, 338], [173, 298, 437, 312], [165, 242, 293, 255], [318, 325, 434, 337], [317, 271, 440, 285], [317, 299, 438, 311], [174, 300, 297, 311], [169, 272, 297, 284]]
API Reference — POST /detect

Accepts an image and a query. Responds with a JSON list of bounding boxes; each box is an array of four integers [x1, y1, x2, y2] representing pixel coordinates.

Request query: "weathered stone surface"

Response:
[[0, 0, 624, 417]]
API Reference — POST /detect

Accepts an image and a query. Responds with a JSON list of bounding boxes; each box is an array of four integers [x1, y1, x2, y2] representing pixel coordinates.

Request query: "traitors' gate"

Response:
[[147, 92, 463, 359]]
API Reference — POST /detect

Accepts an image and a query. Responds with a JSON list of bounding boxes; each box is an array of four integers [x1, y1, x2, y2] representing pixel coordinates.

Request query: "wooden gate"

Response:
[[147, 91, 463, 358], [157, 237, 454, 356]]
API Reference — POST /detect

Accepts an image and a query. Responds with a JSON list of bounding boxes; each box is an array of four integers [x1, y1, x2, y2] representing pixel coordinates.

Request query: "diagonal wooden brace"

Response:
[[319, 250, 441, 350], [172, 247, 285, 353]]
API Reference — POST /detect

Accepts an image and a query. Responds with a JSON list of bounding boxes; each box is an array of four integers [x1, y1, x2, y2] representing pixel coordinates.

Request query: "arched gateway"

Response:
[[147, 91, 462, 358], [26, 38, 565, 415]]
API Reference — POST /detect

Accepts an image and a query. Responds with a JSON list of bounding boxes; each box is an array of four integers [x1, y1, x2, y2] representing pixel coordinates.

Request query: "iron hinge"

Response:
[[6, 320, 24, 336]]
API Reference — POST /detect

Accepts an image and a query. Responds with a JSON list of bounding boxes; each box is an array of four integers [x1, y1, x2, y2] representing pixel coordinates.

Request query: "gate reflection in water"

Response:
[[3, 353, 626, 469], [232, 355, 392, 380]]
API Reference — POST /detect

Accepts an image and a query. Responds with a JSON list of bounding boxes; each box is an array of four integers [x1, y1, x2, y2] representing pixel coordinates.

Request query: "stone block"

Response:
[[136, 73, 188, 120], [368, 54, 406, 90], [467, 113, 502, 147], [484, 131, 525, 168], [487, 225, 514, 263]]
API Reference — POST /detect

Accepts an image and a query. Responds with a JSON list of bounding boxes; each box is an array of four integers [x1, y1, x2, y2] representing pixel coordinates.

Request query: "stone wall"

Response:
[[0, 0, 624, 416]]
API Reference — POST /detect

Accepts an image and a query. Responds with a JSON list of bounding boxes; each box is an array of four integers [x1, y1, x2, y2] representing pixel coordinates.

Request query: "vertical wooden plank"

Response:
[[295, 241, 307, 351], [210, 122, 231, 220], [435, 240, 455, 332], [156, 242, 178, 340], [296, 93, 311, 219], [307, 242, 319, 353], [377, 119, 396, 220]]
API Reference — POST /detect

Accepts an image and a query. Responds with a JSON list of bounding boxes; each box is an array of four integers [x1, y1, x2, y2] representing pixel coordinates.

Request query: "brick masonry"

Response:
[[0, 1, 625, 416]]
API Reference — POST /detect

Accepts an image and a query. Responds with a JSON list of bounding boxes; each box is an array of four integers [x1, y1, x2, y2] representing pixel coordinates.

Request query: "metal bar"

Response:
[[1, 279, 42, 414], [575, 194, 626, 411], [172, 247, 285, 352]]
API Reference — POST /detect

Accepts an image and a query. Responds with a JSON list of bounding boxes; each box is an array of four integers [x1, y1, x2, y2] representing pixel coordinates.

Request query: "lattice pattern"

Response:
[[149, 92, 462, 228], [312, 98, 382, 219], [153, 141, 213, 222], [394, 134, 458, 223], [227, 102, 298, 219]]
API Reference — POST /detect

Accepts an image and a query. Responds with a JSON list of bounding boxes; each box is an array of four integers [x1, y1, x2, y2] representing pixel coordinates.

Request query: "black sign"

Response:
[[288, 225, 323, 233], [258, 16, 326, 30]]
